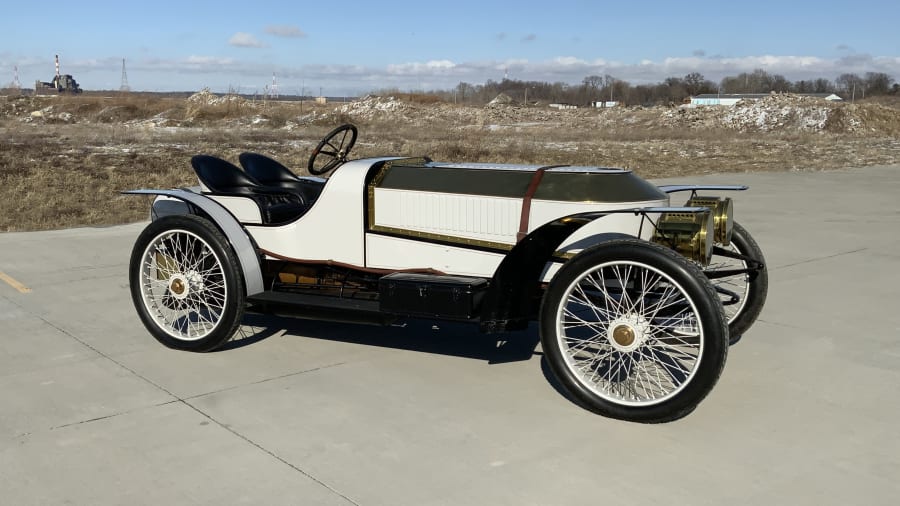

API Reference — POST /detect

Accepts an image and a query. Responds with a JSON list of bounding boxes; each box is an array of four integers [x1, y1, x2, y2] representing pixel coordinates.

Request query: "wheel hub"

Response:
[[168, 274, 191, 300], [606, 314, 651, 352]]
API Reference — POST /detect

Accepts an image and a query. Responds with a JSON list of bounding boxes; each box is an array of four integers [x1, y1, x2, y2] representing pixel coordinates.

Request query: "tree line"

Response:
[[415, 69, 898, 106]]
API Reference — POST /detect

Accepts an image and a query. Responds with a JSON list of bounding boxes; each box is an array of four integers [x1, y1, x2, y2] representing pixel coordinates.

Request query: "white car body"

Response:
[[160, 157, 671, 281]]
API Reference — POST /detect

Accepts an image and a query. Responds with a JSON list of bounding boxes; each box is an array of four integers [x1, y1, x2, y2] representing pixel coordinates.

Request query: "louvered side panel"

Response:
[[374, 188, 521, 245]]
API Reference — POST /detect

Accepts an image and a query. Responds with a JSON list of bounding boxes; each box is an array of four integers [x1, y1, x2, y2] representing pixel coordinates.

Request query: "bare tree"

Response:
[[582, 75, 603, 89], [836, 73, 864, 99], [683, 72, 709, 96], [720, 69, 789, 93], [864, 72, 894, 96], [371, 70, 888, 107], [813, 78, 834, 93]]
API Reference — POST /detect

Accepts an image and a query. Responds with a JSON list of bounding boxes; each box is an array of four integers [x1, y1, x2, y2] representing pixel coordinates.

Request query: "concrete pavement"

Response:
[[1, 165, 898, 505]]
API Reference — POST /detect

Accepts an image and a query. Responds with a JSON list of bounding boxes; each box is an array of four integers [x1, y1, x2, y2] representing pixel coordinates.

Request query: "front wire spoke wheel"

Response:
[[560, 262, 700, 404], [540, 239, 727, 423], [704, 221, 768, 344]]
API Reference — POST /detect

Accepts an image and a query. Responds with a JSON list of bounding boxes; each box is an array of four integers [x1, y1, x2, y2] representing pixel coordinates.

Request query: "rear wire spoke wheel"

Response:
[[705, 222, 768, 345], [129, 215, 245, 352], [540, 239, 728, 423]]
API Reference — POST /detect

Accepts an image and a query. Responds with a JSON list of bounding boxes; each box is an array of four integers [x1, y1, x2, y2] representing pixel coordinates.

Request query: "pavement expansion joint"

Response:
[[774, 247, 868, 270], [182, 361, 350, 402], [181, 399, 362, 506]]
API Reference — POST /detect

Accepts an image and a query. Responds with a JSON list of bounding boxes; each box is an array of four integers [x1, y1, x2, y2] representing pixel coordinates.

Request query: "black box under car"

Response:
[[378, 273, 488, 320]]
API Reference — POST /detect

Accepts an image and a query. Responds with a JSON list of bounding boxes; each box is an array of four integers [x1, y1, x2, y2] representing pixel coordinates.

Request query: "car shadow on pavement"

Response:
[[226, 313, 541, 364]]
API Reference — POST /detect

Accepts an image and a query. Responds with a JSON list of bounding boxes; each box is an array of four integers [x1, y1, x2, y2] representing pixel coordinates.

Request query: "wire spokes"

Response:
[[557, 261, 703, 406], [139, 229, 228, 341], [706, 243, 749, 323]]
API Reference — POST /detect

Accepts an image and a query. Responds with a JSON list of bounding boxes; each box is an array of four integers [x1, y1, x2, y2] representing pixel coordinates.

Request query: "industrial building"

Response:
[[690, 93, 842, 106]]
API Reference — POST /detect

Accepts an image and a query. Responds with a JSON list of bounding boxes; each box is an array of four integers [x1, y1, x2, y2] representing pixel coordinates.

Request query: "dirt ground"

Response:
[[1, 91, 898, 231]]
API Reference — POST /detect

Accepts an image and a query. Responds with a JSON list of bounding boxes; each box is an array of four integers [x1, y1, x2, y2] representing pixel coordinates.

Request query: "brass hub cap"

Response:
[[606, 314, 651, 352], [612, 325, 636, 347], [167, 274, 191, 300]]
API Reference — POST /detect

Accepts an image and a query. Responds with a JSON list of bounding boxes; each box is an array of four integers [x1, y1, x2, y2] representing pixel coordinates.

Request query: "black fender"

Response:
[[479, 211, 631, 332], [123, 189, 265, 296]]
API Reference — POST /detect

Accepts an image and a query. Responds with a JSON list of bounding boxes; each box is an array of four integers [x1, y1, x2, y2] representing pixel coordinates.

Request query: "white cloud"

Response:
[[387, 60, 459, 75], [554, 56, 587, 66], [184, 55, 237, 65], [265, 25, 307, 38], [228, 32, 266, 48]]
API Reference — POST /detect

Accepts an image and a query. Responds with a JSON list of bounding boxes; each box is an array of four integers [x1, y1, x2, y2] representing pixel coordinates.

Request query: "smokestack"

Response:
[[55, 54, 60, 78]]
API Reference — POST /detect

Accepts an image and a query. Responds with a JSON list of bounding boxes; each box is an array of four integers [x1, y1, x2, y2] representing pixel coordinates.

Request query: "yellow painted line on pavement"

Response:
[[0, 270, 31, 293]]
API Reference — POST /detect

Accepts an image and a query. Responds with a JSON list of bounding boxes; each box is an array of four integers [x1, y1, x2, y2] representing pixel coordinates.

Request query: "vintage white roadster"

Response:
[[126, 124, 767, 422]]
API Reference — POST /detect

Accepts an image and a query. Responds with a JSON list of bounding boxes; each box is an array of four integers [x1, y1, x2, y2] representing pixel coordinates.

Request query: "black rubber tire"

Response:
[[539, 239, 728, 423], [129, 214, 245, 352], [708, 222, 768, 345]]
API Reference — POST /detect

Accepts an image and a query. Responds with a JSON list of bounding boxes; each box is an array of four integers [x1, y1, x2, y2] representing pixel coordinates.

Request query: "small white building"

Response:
[[690, 93, 842, 106], [549, 103, 578, 110], [591, 101, 619, 108]]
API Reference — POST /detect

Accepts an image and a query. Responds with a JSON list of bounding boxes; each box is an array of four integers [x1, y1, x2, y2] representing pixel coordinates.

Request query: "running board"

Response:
[[247, 291, 393, 326]]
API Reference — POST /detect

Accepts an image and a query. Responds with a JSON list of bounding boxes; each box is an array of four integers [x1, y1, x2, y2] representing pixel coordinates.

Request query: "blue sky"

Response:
[[1, 0, 898, 95]]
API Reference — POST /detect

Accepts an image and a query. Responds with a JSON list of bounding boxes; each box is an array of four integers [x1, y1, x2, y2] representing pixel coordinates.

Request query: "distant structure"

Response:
[[120, 58, 130, 92], [269, 73, 278, 99], [690, 93, 842, 106], [34, 54, 82, 94], [10, 65, 22, 90]]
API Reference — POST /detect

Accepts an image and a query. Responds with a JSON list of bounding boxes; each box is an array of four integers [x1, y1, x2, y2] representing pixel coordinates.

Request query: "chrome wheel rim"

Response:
[[555, 260, 704, 406], [138, 229, 228, 341]]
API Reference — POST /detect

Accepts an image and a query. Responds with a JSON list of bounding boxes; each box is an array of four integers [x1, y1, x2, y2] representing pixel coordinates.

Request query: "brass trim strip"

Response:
[[259, 248, 446, 275], [369, 225, 514, 253]]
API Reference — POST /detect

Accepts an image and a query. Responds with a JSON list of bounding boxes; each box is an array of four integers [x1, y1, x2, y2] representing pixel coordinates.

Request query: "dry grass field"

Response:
[[1, 91, 898, 232]]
